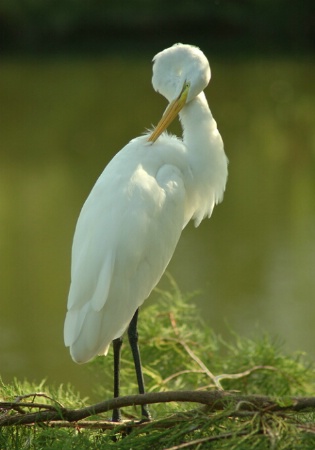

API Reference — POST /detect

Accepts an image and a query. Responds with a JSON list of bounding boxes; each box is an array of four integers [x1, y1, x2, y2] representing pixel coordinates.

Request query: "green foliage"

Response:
[[93, 278, 313, 406], [0, 378, 86, 409], [1, 281, 315, 448], [0, 379, 92, 449]]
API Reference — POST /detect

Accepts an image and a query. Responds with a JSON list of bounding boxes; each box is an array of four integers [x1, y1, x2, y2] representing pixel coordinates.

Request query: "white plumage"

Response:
[[64, 43, 228, 366]]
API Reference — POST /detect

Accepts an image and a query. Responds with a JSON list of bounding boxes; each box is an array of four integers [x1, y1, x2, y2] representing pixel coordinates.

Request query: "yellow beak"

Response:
[[148, 83, 190, 143]]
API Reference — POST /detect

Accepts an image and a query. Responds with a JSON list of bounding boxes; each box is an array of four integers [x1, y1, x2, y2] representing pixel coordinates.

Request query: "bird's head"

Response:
[[148, 43, 211, 142]]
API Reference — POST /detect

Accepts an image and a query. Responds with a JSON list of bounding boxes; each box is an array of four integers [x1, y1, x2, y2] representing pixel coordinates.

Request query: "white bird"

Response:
[[64, 43, 228, 421]]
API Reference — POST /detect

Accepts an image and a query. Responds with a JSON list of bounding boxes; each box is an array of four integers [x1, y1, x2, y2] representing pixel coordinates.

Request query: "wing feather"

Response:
[[64, 136, 189, 363]]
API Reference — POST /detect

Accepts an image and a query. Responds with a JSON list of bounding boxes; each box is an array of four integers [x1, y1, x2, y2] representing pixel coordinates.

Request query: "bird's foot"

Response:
[[111, 408, 122, 423], [140, 405, 151, 422]]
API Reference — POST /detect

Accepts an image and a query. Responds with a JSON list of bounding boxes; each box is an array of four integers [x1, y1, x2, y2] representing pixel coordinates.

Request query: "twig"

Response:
[[163, 430, 250, 450], [167, 313, 280, 390], [168, 312, 223, 389], [14, 392, 64, 409], [296, 423, 315, 434], [215, 365, 278, 382], [162, 370, 205, 385]]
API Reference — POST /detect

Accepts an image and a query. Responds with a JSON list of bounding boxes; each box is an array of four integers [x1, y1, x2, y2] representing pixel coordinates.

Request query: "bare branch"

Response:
[[1, 390, 315, 427], [167, 312, 223, 389]]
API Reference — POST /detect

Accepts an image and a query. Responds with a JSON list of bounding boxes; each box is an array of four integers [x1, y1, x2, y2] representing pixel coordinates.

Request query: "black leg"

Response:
[[112, 336, 123, 422], [128, 308, 151, 420]]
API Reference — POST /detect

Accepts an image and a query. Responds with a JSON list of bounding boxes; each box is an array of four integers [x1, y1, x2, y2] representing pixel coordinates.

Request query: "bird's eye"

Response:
[[179, 81, 190, 97]]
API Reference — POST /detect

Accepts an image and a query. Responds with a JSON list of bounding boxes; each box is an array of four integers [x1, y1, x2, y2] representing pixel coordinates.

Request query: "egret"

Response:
[[64, 43, 228, 421]]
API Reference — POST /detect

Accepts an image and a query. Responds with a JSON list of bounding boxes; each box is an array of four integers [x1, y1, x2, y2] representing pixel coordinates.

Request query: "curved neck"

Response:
[[179, 92, 214, 151], [177, 91, 228, 226]]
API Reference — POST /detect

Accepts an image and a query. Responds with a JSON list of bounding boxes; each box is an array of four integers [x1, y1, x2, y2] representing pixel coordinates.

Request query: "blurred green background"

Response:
[[0, 1, 314, 399]]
